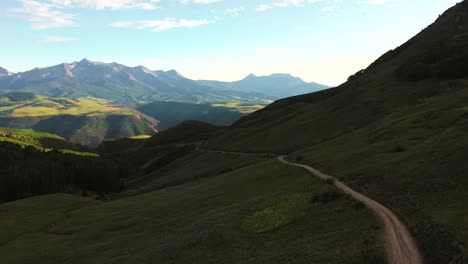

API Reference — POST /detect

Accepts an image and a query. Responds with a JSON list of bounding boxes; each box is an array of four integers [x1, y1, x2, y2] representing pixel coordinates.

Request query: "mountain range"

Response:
[[0, 60, 329, 105], [200, 73, 328, 98]]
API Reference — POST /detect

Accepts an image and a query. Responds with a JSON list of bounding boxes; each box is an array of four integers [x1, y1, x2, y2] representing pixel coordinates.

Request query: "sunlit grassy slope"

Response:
[[0, 94, 134, 117], [0, 152, 384, 264], [0, 127, 98, 157]]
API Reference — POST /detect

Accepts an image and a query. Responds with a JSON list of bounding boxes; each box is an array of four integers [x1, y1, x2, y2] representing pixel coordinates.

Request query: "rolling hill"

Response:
[[0, 92, 158, 147]]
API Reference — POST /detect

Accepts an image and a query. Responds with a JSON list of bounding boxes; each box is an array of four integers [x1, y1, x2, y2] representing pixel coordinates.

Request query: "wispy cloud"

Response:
[[43, 35, 75, 42], [361, 0, 395, 4], [50, 0, 160, 10], [179, 0, 222, 4], [256, 0, 306, 12], [225, 6, 245, 16], [110, 18, 216, 31], [256, 4, 272, 11], [8, 0, 78, 29]]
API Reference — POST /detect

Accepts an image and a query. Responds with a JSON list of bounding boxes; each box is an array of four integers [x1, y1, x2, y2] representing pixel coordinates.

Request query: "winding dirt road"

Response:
[[278, 156, 423, 264], [197, 149, 423, 263]]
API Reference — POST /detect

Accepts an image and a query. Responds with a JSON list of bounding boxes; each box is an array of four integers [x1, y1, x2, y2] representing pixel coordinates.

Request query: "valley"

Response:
[[1, 1, 467, 264]]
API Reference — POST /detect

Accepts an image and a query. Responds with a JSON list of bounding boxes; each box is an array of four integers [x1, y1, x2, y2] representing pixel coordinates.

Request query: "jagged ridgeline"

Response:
[[0, 92, 158, 147]]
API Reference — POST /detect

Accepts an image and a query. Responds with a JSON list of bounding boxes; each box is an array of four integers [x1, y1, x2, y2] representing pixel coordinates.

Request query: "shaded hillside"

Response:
[[207, 2, 468, 263], [138, 101, 263, 130], [0, 129, 128, 202], [145, 120, 222, 147], [0, 152, 384, 264], [0, 93, 158, 147], [200, 73, 329, 98]]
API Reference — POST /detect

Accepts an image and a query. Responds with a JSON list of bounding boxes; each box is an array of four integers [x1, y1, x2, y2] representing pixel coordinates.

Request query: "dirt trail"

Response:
[[197, 149, 423, 263], [278, 156, 423, 264]]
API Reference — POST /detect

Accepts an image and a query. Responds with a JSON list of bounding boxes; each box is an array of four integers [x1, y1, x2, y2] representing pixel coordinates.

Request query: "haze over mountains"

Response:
[[0, 59, 329, 104], [200, 73, 328, 98]]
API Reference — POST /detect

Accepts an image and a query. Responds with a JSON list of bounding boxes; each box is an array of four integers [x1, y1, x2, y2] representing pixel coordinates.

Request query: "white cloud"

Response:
[[43, 35, 75, 42], [256, 0, 307, 12], [50, 0, 160, 10], [256, 4, 272, 11], [179, 0, 222, 4], [361, 0, 394, 4], [110, 18, 216, 31], [8, 0, 78, 29], [320, 5, 335, 12], [225, 6, 245, 16]]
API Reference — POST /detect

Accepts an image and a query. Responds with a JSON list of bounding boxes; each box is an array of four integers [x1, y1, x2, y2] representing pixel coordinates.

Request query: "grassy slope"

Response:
[[138, 100, 264, 130], [0, 127, 74, 150], [0, 152, 384, 264], [144, 120, 222, 147], [206, 3, 468, 263]]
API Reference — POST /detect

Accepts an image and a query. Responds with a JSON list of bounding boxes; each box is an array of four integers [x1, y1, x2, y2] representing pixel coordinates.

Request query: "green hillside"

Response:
[[138, 100, 264, 130], [0, 152, 384, 264], [206, 2, 468, 263], [0, 93, 158, 147], [0, 127, 74, 150]]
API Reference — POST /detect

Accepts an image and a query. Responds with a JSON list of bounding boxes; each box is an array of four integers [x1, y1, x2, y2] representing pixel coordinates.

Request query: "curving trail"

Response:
[[278, 156, 423, 264]]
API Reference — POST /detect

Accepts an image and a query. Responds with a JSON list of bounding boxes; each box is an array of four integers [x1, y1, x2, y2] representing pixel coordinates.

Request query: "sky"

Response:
[[0, 0, 462, 86]]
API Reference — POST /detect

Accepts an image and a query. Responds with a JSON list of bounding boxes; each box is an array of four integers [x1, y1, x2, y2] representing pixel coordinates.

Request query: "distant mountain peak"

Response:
[[166, 69, 184, 78], [78, 58, 91, 64], [245, 73, 257, 79], [0, 67, 12, 76]]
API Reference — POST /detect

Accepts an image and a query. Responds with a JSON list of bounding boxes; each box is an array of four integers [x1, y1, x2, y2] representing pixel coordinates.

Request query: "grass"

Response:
[[0, 96, 134, 117], [0, 153, 384, 264], [0, 127, 68, 149], [0, 127, 99, 157], [211, 102, 265, 114], [241, 193, 312, 233], [59, 149, 100, 157], [128, 135, 151, 140]]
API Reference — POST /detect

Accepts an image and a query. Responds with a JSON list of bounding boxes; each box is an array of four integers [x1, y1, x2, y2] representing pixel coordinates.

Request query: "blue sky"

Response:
[[0, 0, 461, 85]]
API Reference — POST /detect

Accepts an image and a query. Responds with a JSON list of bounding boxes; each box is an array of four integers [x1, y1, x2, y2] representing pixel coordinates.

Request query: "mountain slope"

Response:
[[0, 128, 128, 202], [0, 93, 158, 147], [0, 67, 12, 77], [138, 101, 264, 130], [206, 2, 468, 263], [200, 73, 329, 98], [0, 59, 274, 104]]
